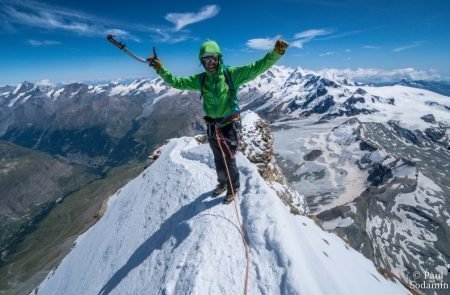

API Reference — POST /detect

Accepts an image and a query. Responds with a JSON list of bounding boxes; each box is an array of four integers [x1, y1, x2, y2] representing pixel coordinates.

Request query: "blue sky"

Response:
[[0, 0, 449, 85]]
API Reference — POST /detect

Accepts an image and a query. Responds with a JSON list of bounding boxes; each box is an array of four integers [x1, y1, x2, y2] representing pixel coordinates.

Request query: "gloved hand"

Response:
[[146, 56, 163, 71], [274, 40, 289, 55]]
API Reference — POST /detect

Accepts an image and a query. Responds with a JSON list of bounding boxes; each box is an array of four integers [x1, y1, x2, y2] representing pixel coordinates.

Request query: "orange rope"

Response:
[[214, 124, 250, 295]]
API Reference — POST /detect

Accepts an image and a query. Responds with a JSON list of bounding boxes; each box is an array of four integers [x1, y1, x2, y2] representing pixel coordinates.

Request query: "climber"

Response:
[[147, 39, 288, 204]]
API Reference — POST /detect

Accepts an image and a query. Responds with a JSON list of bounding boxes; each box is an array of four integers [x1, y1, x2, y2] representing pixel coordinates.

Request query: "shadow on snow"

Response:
[[98, 192, 221, 295]]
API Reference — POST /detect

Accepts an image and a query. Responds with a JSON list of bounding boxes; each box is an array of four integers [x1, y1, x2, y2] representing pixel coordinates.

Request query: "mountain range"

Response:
[[1, 66, 449, 294]]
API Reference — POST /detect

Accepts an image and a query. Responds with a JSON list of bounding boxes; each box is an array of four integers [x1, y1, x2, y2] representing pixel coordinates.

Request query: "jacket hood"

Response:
[[199, 40, 224, 77], [198, 41, 222, 61]]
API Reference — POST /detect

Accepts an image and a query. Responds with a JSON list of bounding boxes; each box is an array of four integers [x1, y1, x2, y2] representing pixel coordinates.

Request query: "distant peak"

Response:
[[354, 88, 367, 96], [12, 81, 35, 95]]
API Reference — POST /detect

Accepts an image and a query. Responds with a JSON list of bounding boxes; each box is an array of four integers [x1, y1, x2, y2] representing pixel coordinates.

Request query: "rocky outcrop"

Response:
[[421, 114, 436, 124], [367, 163, 393, 186], [239, 111, 306, 215]]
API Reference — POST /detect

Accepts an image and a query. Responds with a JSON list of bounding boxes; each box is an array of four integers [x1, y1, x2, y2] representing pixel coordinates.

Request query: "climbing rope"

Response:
[[214, 124, 250, 295]]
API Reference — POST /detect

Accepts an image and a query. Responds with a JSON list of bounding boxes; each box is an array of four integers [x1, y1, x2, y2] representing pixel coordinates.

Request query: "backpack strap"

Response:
[[223, 67, 242, 132], [199, 72, 207, 100], [223, 67, 236, 99], [223, 67, 239, 113]]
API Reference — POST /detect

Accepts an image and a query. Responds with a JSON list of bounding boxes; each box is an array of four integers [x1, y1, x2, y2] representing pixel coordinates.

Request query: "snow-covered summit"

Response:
[[35, 112, 410, 295]]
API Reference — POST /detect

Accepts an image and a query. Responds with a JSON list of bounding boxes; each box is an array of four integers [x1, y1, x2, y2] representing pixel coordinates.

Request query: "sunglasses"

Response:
[[202, 55, 219, 63]]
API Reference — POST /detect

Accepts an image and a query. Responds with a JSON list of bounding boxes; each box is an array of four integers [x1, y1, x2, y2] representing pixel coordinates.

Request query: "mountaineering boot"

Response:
[[223, 187, 238, 204], [212, 183, 227, 197]]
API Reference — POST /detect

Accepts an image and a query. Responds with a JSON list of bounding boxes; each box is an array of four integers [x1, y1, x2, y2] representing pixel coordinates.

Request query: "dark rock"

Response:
[[320, 78, 338, 88], [420, 114, 436, 124], [303, 150, 323, 161], [301, 85, 328, 109], [424, 127, 446, 142], [367, 163, 393, 186], [359, 140, 377, 152], [354, 88, 367, 96], [300, 95, 336, 118], [345, 95, 365, 105], [311, 95, 335, 114], [303, 75, 321, 89]]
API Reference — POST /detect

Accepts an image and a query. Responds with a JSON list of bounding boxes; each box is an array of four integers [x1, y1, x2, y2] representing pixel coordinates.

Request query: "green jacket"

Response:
[[157, 41, 282, 119]]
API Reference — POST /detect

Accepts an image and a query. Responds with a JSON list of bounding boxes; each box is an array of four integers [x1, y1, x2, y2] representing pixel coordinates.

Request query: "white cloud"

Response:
[[0, 1, 202, 43], [290, 40, 305, 49], [246, 28, 333, 51], [316, 67, 440, 82], [290, 28, 333, 48], [294, 29, 332, 39], [246, 35, 281, 50], [106, 29, 129, 37], [165, 5, 220, 31], [317, 30, 360, 40], [345, 49, 351, 53], [363, 45, 381, 49], [1, 0, 139, 40], [393, 41, 424, 52], [320, 51, 335, 56], [27, 39, 60, 47], [146, 27, 194, 44]]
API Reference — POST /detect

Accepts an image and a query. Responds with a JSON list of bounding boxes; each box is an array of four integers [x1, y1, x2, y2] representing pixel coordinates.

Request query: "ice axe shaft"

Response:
[[107, 34, 158, 65]]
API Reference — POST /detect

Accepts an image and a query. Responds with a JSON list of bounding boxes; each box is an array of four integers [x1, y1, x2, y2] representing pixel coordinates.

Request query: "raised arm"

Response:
[[147, 56, 201, 91], [157, 67, 201, 91], [228, 40, 289, 87]]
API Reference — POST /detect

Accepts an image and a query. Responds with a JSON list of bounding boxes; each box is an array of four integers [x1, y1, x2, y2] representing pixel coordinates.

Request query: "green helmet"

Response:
[[199, 40, 222, 61]]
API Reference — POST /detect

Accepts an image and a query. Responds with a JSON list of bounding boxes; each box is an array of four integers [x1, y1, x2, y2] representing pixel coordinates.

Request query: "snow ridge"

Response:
[[36, 114, 409, 295]]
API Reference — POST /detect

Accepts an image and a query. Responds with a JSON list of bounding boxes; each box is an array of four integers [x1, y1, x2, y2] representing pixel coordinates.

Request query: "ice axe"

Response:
[[107, 34, 158, 66]]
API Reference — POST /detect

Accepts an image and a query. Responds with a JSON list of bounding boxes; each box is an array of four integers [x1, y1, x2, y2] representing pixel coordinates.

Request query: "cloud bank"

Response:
[[316, 67, 440, 82]]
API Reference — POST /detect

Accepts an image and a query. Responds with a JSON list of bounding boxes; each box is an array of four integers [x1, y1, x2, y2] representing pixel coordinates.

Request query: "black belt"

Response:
[[204, 113, 239, 125]]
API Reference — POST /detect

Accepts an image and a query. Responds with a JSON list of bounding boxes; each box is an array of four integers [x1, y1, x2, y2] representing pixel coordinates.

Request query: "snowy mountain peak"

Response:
[[4, 81, 41, 107], [109, 78, 169, 96], [35, 112, 410, 295], [284, 69, 303, 86], [281, 67, 342, 91], [12, 81, 34, 94]]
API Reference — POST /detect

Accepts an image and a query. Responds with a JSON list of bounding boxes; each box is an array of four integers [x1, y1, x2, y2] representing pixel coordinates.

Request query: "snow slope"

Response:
[[35, 132, 410, 294]]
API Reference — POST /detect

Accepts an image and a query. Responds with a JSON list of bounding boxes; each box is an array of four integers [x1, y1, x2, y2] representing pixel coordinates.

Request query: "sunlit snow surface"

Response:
[[36, 136, 408, 295]]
